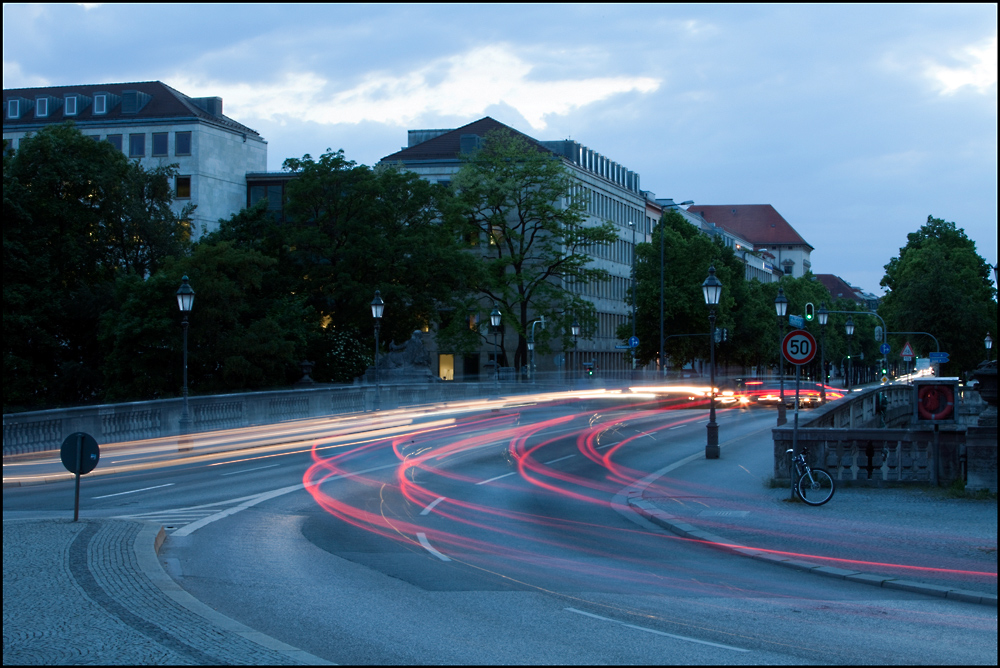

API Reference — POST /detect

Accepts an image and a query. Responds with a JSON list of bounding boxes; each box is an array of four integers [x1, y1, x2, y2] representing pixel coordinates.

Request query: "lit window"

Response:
[[65, 95, 77, 116], [107, 135, 123, 151], [129, 134, 145, 157], [94, 94, 107, 114], [152, 133, 168, 156], [176, 176, 191, 199], [175, 131, 191, 155], [36, 98, 48, 117], [6, 99, 18, 119]]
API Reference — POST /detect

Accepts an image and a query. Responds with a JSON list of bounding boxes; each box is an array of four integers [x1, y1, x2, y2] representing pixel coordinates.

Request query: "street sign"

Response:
[[628, 336, 639, 349], [929, 352, 950, 363], [880, 343, 891, 355], [614, 345, 630, 349], [781, 329, 817, 365], [900, 341, 914, 359], [788, 314, 804, 329], [60, 432, 100, 475]]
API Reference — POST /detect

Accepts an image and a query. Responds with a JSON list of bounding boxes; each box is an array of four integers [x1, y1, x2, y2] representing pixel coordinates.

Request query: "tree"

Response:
[[879, 216, 996, 376], [448, 129, 617, 371], [281, 150, 479, 352], [3, 123, 190, 410]]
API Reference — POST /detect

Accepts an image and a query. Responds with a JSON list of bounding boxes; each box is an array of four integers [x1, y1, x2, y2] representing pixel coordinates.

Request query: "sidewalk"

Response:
[[626, 429, 998, 606], [2, 518, 331, 665]]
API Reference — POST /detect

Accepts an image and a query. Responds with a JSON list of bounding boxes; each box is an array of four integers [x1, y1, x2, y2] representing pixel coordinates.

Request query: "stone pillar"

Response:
[[967, 362, 997, 492]]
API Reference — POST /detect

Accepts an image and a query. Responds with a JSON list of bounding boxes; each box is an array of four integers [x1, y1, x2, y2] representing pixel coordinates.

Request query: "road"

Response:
[[4, 392, 996, 664]]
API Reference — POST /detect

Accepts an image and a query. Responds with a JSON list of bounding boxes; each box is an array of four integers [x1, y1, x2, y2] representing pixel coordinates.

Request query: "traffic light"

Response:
[[804, 302, 815, 321]]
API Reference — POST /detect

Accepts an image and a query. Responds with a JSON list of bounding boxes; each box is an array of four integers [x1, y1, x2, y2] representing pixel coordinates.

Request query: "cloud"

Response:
[[2, 60, 51, 89], [925, 34, 997, 95], [170, 44, 660, 131]]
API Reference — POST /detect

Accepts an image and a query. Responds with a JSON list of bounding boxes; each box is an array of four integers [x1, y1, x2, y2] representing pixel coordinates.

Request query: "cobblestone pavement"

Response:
[[3, 519, 330, 665]]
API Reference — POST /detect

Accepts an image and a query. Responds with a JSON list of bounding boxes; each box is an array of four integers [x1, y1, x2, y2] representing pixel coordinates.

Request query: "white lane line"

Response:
[[564, 608, 749, 652], [669, 425, 687, 430], [417, 532, 451, 561], [544, 454, 576, 465], [419, 496, 446, 516], [220, 464, 280, 476], [476, 471, 517, 485], [93, 483, 174, 499]]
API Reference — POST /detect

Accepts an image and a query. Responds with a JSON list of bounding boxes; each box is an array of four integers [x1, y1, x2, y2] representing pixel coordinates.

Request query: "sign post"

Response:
[[782, 330, 817, 500], [60, 432, 100, 521]]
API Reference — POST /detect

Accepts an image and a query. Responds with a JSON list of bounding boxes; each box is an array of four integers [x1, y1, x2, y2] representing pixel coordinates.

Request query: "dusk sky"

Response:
[[4, 3, 996, 296]]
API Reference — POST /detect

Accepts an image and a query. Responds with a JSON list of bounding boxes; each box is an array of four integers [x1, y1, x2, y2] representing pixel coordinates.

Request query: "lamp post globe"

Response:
[[175, 276, 195, 434], [702, 266, 722, 459]]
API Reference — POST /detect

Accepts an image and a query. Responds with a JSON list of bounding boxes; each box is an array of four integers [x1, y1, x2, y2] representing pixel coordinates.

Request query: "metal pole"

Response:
[[631, 221, 637, 380], [494, 330, 500, 398], [660, 217, 665, 379], [706, 308, 719, 458], [73, 433, 82, 522], [181, 315, 191, 434], [820, 326, 827, 403], [778, 317, 786, 426], [374, 320, 381, 410]]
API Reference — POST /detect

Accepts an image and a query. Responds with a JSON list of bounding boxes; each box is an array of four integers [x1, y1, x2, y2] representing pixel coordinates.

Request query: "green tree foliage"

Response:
[[448, 129, 617, 370], [281, 150, 479, 353], [3, 124, 190, 410], [880, 216, 997, 375]]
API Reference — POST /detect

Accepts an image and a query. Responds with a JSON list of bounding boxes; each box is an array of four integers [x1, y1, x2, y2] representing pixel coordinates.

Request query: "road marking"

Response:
[[564, 608, 749, 652], [419, 496, 446, 516], [220, 464, 280, 476], [93, 483, 174, 499], [417, 532, 451, 561], [476, 471, 517, 485], [669, 425, 686, 430], [544, 454, 576, 464]]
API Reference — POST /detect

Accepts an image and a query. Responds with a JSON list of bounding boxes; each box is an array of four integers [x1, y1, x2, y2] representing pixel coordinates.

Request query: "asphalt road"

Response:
[[5, 397, 997, 664]]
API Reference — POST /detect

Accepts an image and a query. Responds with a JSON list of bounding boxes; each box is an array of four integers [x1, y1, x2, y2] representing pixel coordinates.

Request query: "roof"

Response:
[[380, 116, 553, 163], [692, 204, 813, 250], [3, 80, 261, 138], [815, 274, 865, 305]]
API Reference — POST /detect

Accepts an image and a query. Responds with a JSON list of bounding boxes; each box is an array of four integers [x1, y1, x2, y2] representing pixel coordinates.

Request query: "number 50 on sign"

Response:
[[782, 329, 817, 365]]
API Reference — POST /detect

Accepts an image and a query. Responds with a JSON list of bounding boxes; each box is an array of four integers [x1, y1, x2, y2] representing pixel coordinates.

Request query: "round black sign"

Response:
[[60, 432, 100, 475]]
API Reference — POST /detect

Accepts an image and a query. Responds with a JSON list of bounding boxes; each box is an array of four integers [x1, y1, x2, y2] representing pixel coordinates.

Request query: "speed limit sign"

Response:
[[782, 329, 817, 365]]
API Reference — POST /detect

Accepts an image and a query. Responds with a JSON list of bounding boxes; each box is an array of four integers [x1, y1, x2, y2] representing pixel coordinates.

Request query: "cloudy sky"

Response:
[[4, 3, 996, 295]]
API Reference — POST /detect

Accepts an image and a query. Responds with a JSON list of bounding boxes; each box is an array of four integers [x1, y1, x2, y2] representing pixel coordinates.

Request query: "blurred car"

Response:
[[737, 379, 827, 409]]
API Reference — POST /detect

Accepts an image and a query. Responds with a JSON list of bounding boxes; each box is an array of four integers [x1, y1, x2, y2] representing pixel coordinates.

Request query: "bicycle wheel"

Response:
[[796, 468, 835, 506]]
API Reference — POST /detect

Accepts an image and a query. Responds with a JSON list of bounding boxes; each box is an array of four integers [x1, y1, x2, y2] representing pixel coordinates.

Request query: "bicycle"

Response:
[[787, 447, 835, 506]]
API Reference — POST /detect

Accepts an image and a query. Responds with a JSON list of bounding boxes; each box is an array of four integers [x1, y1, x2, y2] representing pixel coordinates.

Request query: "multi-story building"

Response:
[[380, 117, 651, 380], [3, 81, 267, 235], [692, 204, 813, 279]]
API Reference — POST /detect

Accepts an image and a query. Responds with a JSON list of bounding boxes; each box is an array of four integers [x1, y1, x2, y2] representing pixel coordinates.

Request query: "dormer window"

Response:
[[65, 95, 77, 116], [94, 94, 107, 114], [36, 97, 48, 117], [7, 99, 19, 119]]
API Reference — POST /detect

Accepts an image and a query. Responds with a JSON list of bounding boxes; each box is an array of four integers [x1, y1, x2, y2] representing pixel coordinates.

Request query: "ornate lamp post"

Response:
[[175, 276, 195, 434], [845, 316, 855, 390], [490, 303, 502, 398], [371, 291, 384, 410], [571, 319, 581, 384], [818, 303, 829, 403], [774, 287, 788, 425], [702, 266, 722, 459]]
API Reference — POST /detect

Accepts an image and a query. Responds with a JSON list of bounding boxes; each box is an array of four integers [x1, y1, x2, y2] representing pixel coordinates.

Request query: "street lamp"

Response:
[[571, 319, 581, 384], [774, 287, 788, 426], [986, 333, 993, 361], [629, 220, 637, 380], [659, 200, 694, 380], [371, 291, 384, 410], [490, 303, 502, 398], [818, 303, 829, 403], [845, 316, 855, 391], [175, 276, 195, 434], [702, 265, 722, 459]]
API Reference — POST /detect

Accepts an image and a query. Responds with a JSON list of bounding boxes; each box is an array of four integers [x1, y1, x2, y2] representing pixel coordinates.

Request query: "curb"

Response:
[[625, 494, 997, 608], [137, 524, 335, 665]]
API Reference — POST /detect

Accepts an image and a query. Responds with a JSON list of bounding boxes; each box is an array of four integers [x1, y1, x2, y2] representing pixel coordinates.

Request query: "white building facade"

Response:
[[3, 81, 267, 235]]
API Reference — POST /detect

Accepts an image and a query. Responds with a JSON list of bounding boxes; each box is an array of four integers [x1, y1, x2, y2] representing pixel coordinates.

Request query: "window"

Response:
[[6, 99, 18, 119], [152, 133, 168, 156], [94, 94, 107, 114], [107, 134, 123, 151], [175, 131, 191, 155], [35, 98, 48, 117], [65, 95, 77, 116], [176, 176, 191, 199], [128, 133, 145, 157]]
